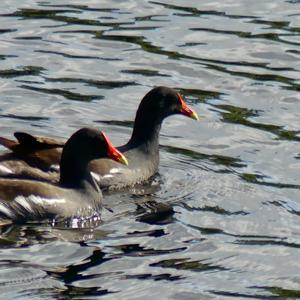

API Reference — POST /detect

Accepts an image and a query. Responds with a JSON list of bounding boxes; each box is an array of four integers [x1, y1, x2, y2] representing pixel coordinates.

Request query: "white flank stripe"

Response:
[[15, 196, 34, 212], [14, 195, 65, 212], [50, 164, 60, 172], [0, 165, 13, 175], [28, 195, 65, 205], [91, 172, 101, 183], [0, 203, 14, 217], [110, 168, 121, 174], [103, 174, 113, 179]]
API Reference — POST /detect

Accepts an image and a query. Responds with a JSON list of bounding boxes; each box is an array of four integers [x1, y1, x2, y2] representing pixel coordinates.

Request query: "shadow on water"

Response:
[[215, 103, 300, 141], [0, 66, 44, 78], [0, 114, 49, 121], [35, 49, 121, 61], [150, 257, 225, 272], [261, 287, 300, 299], [44, 77, 138, 89], [121, 69, 171, 77], [20, 85, 103, 102], [162, 144, 300, 189], [2, 8, 133, 27], [161, 144, 246, 170], [211, 287, 300, 299]]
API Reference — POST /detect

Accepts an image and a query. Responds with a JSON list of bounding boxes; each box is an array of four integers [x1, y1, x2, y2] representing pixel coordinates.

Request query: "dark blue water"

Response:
[[0, 0, 300, 299]]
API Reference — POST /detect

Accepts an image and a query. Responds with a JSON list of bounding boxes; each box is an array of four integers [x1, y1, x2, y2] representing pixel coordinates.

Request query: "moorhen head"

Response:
[[128, 86, 198, 145]]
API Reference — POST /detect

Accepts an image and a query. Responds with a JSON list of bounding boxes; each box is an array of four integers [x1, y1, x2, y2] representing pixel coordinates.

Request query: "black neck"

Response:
[[127, 113, 162, 150], [59, 153, 98, 191]]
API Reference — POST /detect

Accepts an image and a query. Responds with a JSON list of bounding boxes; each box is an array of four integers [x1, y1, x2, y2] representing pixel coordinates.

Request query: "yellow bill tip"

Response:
[[118, 154, 129, 166], [190, 110, 199, 121]]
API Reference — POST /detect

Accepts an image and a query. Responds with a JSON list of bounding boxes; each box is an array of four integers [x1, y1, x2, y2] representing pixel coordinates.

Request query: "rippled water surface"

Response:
[[0, 0, 300, 299]]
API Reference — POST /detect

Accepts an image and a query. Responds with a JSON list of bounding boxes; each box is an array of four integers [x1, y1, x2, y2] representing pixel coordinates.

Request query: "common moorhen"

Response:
[[0, 86, 198, 190], [0, 127, 128, 221]]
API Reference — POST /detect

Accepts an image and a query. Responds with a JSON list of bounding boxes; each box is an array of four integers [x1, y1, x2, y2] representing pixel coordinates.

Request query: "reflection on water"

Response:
[[0, 0, 300, 299]]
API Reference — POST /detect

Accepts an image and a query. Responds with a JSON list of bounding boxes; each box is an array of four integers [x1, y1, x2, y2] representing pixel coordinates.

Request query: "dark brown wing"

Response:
[[0, 136, 18, 151], [0, 132, 64, 171], [14, 132, 65, 148]]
